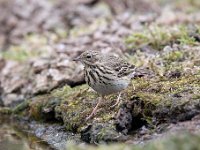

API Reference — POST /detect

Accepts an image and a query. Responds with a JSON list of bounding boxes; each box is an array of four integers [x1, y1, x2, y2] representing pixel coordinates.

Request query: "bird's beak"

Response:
[[73, 56, 81, 61]]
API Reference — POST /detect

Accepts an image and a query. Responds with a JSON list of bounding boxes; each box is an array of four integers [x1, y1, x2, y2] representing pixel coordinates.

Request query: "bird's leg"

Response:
[[86, 96, 103, 121], [111, 92, 122, 108]]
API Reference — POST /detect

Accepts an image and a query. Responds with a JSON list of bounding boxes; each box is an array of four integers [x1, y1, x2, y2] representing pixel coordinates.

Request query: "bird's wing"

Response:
[[102, 55, 136, 78]]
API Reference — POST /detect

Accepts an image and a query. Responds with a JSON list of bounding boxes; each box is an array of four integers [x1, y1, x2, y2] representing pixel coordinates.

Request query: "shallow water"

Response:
[[0, 116, 53, 150]]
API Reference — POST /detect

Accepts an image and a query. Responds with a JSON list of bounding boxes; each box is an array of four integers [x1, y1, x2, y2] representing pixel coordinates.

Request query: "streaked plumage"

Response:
[[73, 50, 136, 120]]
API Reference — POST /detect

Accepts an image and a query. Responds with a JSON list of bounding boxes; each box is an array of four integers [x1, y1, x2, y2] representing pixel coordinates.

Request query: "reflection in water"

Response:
[[0, 116, 53, 150]]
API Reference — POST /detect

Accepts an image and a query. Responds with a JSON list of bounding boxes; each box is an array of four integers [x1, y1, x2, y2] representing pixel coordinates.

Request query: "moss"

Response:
[[13, 100, 30, 114], [2, 46, 40, 62], [67, 132, 200, 150], [127, 73, 200, 125], [163, 51, 184, 62], [87, 123, 126, 143], [29, 95, 50, 120], [7, 39, 199, 139], [28, 94, 61, 121], [9, 42, 199, 136], [125, 26, 177, 50], [0, 107, 13, 115], [1, 33, 53, 62], [125, 32, 150, 49], [52, 85, 92, 131], [54, 28, 68, 39], [70, 18, 107, 37], [49, 84, 120, 132], [178, 26, 198, 46], [125, 25, 199, 50], [142, 132, 200, 150]]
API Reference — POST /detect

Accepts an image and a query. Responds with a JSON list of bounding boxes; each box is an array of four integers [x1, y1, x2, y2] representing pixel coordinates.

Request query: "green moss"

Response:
[[52, 85, 94, 131], [125, 32, 150, 49], [1, 33, 53, 62], [13, 100, 30, 114], [67, 133, 200, 150], [70, 18, 107, 37], [163, 51, 184, 62], [125, 26, 178, 50], [125, 25, 199, 50], [0, 107, 13, 115], [128, 73, 200, 124], [136, 92, 163, 104], [142, 132, 200, 150], [51, 84, 120, 132], [1, 46, 40, 62], [29, 95, 50, 120], [8, 42, 199, 135], [178, 26, 197, 45]]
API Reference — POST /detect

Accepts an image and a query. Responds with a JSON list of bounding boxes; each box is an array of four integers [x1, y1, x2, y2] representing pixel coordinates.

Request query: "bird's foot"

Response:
[[86, 107, 97, 121], [85, 111, 95, 121], [85, 97, 102, 121], [111, 99, 121, 108], [85, 108, 102, 121], [111, 92, 122, 108]]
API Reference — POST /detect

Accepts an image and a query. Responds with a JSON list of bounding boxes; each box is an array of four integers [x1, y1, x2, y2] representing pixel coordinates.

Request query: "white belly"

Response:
[[91, 78, 130, 96]]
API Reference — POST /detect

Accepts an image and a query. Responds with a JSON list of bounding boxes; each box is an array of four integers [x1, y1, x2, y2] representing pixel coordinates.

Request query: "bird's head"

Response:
[[73, 50, 101, 66]]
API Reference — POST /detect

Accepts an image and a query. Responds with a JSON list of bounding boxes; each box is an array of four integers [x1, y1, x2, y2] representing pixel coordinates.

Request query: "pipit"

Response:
[[73, 50, 135, 120]]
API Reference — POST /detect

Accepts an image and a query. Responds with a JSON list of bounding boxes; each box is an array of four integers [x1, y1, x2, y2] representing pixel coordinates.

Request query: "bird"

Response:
[[73, 50, 136, 120]]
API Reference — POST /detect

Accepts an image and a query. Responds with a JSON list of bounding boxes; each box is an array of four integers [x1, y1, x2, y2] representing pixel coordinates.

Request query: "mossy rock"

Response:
[[53, 85, 120, 132], [67, 132, 200, 150]]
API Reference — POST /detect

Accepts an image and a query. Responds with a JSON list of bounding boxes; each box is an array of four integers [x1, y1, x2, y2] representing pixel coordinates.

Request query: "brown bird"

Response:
[[73, 50, 136, 120]]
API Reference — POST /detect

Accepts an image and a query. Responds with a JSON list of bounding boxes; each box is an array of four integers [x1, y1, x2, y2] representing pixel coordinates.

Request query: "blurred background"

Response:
[[0, 0, 200, 104], [0, 0, 200, 150]]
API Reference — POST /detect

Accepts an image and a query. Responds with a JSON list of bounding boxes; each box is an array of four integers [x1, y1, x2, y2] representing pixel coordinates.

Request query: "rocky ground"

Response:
[[0, 0, 200, 150]]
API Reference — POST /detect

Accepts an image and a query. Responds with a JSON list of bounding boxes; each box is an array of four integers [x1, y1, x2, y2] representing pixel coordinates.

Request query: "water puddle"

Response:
[[0, 116, 53, 150]]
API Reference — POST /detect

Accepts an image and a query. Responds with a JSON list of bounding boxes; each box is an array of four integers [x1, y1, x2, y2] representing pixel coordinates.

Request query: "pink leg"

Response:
[[86, 96, 103, 121], [111, 92, 122, 108]]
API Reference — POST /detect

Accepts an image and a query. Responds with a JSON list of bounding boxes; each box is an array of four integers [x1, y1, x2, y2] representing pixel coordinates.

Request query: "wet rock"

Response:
[[30, 123, 80, 150], [0, 116, 54, 150], [81, 123, 128, 143], [4, 116, 81, 150]]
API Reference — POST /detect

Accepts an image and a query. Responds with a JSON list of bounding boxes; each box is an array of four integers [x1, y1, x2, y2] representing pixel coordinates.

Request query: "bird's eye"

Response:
[[86, 55, 91, 59]]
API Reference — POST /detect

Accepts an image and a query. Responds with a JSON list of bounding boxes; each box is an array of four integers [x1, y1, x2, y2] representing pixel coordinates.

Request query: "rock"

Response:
[[115, 103, 133, 134], [81, 123, 128, 143]]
